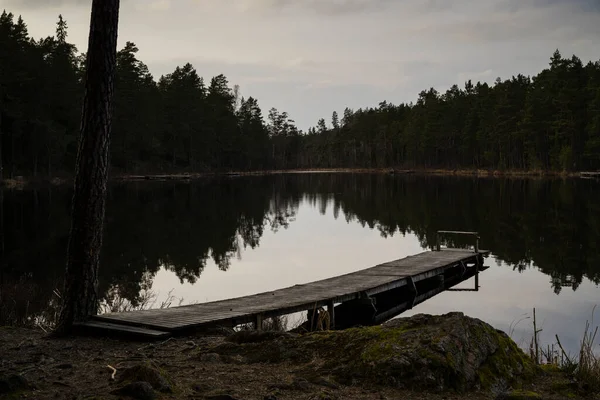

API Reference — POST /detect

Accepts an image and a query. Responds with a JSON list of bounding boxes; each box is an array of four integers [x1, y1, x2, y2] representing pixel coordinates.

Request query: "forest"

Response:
[[1, 11, 600, 178]]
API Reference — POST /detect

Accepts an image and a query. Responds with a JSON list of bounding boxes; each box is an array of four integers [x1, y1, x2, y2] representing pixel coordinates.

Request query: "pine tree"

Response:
[[55, 0, 120, 334], [331, 111, 340, 130]]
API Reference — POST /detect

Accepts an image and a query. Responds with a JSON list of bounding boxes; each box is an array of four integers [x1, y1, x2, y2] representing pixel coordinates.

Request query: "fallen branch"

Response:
[[137, 336, 175, 351], [107, 365, 117, 381]]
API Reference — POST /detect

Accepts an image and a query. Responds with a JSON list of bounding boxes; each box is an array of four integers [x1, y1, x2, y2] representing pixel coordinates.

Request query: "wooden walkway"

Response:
[[581, 171, 600, 179], [78, 248, 488, 339]]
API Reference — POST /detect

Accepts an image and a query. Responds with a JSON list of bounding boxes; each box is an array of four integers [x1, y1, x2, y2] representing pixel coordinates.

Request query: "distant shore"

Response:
[[1, 168, 598, 190]]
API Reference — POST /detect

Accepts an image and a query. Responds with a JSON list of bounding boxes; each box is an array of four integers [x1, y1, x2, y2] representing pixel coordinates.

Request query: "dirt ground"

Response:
[[0, 326, 595, 400]]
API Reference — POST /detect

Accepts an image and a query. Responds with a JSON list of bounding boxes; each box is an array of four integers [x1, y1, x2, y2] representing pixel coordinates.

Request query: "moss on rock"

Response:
[[477, 324, 538, 390], [498, 390, 542, 399], [207, 312, 536, 393]]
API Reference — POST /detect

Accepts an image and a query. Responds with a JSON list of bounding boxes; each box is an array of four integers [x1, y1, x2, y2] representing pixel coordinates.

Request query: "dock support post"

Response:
[[407, 277, 418, 309], [438, 274, 446, 289], [475, 255, 480, 291], [327, 300, 335, 329], [436, 232, 441, 251], [307, 308, 316, 331], [255, 314, 263, 331]]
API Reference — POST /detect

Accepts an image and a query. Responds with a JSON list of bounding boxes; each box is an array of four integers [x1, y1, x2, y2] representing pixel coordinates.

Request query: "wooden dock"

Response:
[[77, 247, 489, 339], [581, 171, 600, 180]]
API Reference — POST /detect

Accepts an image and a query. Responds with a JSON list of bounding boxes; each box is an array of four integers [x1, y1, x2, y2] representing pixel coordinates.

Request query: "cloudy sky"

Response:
[[4, 0, 600, 129]]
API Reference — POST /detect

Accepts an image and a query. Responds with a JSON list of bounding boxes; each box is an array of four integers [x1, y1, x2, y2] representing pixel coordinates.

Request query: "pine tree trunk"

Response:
[[0, 108, 3, 182], [55, 0, 120, 334], [10, 129, 14, 179], [47, 146, 52, 179], [0, 190, 4, 256]]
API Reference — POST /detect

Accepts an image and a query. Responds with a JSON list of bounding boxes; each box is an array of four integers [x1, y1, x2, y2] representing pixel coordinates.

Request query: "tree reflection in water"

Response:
[[1, 174, 599, 326]]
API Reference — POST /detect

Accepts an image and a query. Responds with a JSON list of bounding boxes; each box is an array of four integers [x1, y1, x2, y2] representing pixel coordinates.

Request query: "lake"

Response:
[[1, 174, 599, 355]]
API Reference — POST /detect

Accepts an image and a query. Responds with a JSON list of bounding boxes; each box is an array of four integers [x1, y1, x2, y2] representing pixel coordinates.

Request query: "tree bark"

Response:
[[0, 91, 3, 182], [0, 189, 4, 256], [9, 127, 14, 179], [55, 0, 120, 334]]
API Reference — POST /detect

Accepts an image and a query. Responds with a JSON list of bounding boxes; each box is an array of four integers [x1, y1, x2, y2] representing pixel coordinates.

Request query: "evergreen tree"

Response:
[[331, 111, 340, 130], [0, 10, 599, 177], [55, 0, 120, 334]]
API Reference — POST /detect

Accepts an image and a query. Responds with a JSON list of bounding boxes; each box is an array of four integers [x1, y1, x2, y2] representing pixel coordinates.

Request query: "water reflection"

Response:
[[1, 174, 599, 335]]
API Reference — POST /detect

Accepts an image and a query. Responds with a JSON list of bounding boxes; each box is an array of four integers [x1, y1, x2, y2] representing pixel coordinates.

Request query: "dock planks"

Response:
[[85, 249, 488, 338]]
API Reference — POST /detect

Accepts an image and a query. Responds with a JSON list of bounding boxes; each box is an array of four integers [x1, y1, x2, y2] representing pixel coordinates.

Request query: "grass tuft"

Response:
[[521, 306, 600, 392]]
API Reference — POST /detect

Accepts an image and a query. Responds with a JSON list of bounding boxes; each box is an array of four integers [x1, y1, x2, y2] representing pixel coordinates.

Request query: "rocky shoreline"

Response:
[[0, 312, 594, 400]]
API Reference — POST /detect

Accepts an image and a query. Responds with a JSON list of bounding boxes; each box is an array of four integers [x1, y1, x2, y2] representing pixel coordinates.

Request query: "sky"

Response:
[[3, 0, 600, 129]]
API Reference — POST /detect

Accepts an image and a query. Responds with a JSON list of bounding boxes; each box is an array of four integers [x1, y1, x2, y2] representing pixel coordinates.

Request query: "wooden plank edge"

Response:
[[73, 321, 172, 341]]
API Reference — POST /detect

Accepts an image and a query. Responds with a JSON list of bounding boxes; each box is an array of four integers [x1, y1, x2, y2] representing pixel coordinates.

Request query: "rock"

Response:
[[198, 345, 248, 364], [496, 390, 542, 399], [209, 312, 536, 392], [193, 382, 213, 393], [263, 395, 278, 400], [305, 312, 536, 391], [55, 363, 73, 369], [118, 362, 173, 393], [204, 395, 242, 400], [111, 381, 156, 400], [0, 374, 31, 394]]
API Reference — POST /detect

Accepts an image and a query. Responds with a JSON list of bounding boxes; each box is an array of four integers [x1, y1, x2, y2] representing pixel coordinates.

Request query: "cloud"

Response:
[[398, 0, 600, 45], [3, 0, 90, 9], [232, 0, 395, 15], [3, 0, 599, 129], [501, 0, 600, 13], [148, 0, 170, 11], [8, 0, 600, 14]]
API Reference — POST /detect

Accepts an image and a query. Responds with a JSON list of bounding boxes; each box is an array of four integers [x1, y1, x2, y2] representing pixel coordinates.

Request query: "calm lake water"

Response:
[[1, 174, 599, 354]]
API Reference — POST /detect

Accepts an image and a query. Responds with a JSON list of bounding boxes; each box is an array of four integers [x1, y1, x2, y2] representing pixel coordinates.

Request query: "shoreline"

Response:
[[1, 312, 592, 400], [1, 168, 597, 190]]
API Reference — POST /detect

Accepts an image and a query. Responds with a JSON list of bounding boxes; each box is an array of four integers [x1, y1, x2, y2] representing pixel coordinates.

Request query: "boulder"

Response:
[[118, 362, 173, 393], [208, 312, 536, 392], [307, 312, 536, 391]]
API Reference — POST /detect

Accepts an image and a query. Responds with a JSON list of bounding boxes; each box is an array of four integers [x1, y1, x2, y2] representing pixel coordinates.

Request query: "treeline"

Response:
[[306, 56, 600, 171], [1, 11, 600, 178], [0, 12, 289, 177]]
